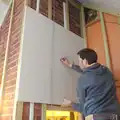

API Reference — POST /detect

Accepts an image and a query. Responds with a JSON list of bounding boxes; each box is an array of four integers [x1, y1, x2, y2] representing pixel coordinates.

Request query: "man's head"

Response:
[[77, 48, 98, 69]]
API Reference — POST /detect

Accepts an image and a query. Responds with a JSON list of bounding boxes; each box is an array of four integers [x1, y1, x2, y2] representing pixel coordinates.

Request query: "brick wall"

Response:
[[0, 7, 12, 120], [0, 0, 25, 119], [22, 103, 30, 120], [27, 0, 81, 36], [34, 103, 41, 120], [22, 102, 41, 120], [28, 0, 37, 10], [52, 0, 65, 26], [0, 6, 11, 88], [69, 2, 81, 36], [40, 0, 48, 17], [0, 7, 11, 120]]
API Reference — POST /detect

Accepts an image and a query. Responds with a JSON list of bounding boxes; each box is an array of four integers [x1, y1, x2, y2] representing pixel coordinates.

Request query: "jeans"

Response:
[[85, 114, 120, 120], [93, 114, 120, 120]]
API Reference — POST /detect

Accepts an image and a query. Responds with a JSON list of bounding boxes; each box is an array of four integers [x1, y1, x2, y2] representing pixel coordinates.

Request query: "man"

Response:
[[60, 48, 120, 120]]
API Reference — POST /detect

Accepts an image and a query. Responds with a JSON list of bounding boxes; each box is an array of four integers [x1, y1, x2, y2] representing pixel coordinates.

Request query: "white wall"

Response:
[[0, 1, 9, 25], [17, 7, 84, 105]]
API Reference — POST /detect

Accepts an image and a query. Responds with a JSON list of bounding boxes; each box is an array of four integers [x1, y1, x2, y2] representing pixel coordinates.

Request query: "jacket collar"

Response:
[[83, 63, 100, 72]]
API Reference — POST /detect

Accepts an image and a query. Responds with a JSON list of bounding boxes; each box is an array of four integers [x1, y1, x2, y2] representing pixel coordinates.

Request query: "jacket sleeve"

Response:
[[72, 64, 83, 73], [72, 103, 83, 112], [72, 79, 86, 113]]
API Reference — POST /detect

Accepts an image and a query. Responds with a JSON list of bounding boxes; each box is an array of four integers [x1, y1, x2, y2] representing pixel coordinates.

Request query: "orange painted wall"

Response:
[[86, 13, 120, 101], [104, 13, 120, 101], [86, 21, 106, 65], [104, 13, 120, 81]]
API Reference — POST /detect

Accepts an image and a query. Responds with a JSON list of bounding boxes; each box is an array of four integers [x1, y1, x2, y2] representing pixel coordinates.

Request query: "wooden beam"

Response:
[[100, 12, 111, 69], [47, 104, 73, 111], [83, 3, 119, 16], [36, 0, 40, 13], [29, 103, 34, 120], [48, 0, 52, 19], [26, 0, 31, 6], [118, 14, 120, 25], [13, 102, 23, 120], [41, 104, 46, 120], [80, 6, 87, 47], [68, 0, 81, 10], [63, 2, 67, 29], [63, 0, 69, 30], [0, 1, 14, 112]]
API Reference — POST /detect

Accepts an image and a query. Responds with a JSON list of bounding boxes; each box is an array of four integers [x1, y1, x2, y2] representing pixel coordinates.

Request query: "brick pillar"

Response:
[[0, 6, 12, 120], [0, 0, 26, 119], [0, 7, 11, 89]]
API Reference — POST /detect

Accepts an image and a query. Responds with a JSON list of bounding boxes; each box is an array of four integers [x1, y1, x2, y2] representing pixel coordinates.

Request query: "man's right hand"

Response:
[[61, 98, 72, 107], [60, 57, 72, 68]]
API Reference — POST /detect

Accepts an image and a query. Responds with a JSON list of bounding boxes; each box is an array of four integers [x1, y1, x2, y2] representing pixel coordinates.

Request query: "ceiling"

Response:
[[77, 0, 120, 14]]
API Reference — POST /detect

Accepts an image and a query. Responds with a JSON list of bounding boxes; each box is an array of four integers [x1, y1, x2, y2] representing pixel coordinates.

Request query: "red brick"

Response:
[[4, 92, 15, 101], [6, 76, 17, 82], [1, 107, 13, 114], [5, 79, 16, 88], [10, 42, 20, 52], [28, 0, 37, 10], [4, 85, 16, 93], [7, 66, 17, 75], [6, 70, 17, 77], [0, 116, 12, 120], [7, 60, 17, 69], [22, 102, 30, 120], [52, 0, 65, 26], [22, 116, 29, 120], [34, 103, 42, 117], [3, 100, 14, 107], [69, 2, 81, 36], [0, 5, 11, 119], [39, 0, 48, 17]]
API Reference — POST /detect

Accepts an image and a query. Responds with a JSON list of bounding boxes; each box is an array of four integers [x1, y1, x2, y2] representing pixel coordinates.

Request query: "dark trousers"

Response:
[[92, 114, 120, 120]]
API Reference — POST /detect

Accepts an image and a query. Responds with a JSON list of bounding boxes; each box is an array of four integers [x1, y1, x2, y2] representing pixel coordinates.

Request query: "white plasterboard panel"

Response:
[[17, 7, 53, 103], [51, 23, 84, 104], [17, 7, 84, 104]]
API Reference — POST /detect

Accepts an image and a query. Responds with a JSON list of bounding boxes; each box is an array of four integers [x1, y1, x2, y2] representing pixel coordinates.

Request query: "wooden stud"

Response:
[[48, 0, 52, 19], [70, 112, 75, 120], [63, 2, 67, 29], [41, 104, 46, 120], [47, 104, 73, 111], [66, 0, 70, 30], [80, 6, 87, 47], [29, 103, 34, 120], [100, 12, 111, 69], [63, 0, 69, 30], [118, 14, 120, 25], [13, 102, 23, 120], [36, 0, 40, 13]]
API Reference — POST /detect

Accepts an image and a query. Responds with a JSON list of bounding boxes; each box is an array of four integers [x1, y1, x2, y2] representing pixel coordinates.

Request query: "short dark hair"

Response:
[[77, 48, 98, 64]]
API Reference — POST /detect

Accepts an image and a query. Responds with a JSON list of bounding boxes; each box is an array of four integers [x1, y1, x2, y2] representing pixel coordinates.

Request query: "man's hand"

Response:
[[60, 57, 72, 68], [61, 98, 72, 107]]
